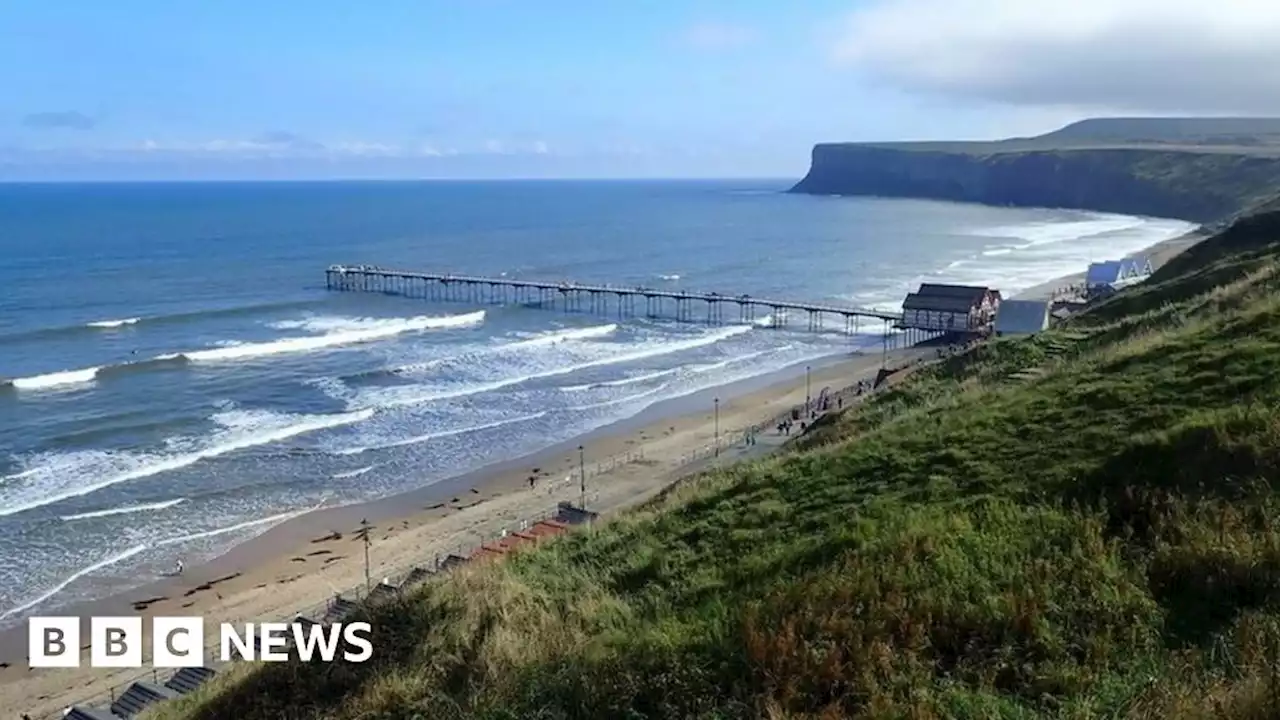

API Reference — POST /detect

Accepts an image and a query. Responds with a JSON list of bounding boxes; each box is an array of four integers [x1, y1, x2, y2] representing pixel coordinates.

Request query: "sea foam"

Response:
[[0, 408, 371, 517]]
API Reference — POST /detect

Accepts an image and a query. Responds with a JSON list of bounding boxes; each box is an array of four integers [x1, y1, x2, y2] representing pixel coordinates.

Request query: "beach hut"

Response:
[[165, 666, 217, 695], [1118, 255, 1154, 285], [110, 681, 178, 718], [1085, 260, 1124, 288], [994, 300, 1051, 336], [899, 283, 1000, 333]]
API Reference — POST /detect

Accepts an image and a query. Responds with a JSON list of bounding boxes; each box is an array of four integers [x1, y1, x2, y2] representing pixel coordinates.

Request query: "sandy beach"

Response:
[[0, 344, 933, 718]]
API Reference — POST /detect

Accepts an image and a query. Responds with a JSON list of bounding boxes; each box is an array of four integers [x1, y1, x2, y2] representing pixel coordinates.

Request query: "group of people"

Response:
[[776, 418, 800, 435]]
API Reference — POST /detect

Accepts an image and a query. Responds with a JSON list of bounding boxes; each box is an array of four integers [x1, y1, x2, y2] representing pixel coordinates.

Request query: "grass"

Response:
[[151, 211, 1280, 719]]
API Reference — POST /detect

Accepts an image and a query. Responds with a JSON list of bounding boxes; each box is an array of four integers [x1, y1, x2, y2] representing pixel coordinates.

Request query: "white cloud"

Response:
[[328, 141, 401, 157], [832, 0, 1280, 114], [682, 22, 756, 51]]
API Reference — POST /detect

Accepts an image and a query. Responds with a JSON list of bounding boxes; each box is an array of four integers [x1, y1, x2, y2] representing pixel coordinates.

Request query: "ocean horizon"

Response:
[[0, 179, 1196, 625]]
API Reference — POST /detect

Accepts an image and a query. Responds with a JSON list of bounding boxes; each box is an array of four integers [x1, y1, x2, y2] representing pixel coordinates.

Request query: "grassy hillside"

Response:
[[1038, 117, 1280, 147], [848, 118, 1280, 155], [154, 212, 1280, 719]]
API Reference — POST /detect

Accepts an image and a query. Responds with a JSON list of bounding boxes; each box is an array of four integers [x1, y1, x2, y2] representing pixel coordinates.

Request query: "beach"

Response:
[[0, 345, 932, 718]]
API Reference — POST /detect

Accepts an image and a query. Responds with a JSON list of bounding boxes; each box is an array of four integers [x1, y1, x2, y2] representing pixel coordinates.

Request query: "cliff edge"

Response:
[[790, 118, 1280, 223]]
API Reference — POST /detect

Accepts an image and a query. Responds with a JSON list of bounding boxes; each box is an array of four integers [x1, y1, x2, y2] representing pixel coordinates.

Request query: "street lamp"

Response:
[[578, 445, 586, 508], [356, 518, 372, 594], [805, 365, 811, 412], [713, 397, 720, 457]]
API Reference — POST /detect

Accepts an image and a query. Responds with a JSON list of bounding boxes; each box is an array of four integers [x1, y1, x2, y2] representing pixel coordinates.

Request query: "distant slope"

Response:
[[791, 118, 1280, 223], [1042, 117, 1280, 146]]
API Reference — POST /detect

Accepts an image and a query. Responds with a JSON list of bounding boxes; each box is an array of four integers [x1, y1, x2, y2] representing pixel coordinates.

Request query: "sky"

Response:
[[2, 0, 1278, 181]]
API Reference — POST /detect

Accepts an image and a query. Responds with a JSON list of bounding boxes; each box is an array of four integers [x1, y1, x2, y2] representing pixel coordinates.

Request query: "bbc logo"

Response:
[[30, 617, 202, 668], [29, 616, 373, 667]]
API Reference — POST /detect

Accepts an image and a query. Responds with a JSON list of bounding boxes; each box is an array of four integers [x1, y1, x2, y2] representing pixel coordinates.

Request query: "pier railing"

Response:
[[325, 264, 902, 333]]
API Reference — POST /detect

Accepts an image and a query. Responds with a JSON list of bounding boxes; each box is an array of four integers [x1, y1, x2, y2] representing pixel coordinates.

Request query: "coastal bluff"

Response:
[[790, 117, 1280, 224]]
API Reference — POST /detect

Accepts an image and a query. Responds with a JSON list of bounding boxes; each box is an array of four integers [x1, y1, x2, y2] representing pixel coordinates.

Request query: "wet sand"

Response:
[[0, 345, 932, 719]]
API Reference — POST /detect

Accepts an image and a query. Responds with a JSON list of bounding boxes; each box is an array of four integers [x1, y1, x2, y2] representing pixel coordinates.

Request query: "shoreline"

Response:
[[1011, 227, 1210, 301], [0, 343, 932, 718], [3, 347, 863, 626]]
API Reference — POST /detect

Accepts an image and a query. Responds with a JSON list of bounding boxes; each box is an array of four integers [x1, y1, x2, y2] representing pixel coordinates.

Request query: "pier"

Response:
[[325, 265, 905, 336]]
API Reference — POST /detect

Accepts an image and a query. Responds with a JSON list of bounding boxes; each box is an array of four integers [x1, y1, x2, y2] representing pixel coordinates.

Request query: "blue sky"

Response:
[[2, 0, 1274, 180]]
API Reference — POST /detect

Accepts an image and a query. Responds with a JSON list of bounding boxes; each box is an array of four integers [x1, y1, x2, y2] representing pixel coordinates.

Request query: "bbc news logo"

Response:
[[29, 617, 373, 668]]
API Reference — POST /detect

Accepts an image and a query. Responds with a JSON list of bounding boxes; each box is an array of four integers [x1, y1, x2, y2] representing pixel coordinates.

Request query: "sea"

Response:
[[0, 180, 1196, 625]]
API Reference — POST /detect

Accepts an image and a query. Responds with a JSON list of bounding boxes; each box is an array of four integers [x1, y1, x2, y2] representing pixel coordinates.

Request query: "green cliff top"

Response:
[[838, 116, 1280, 156]]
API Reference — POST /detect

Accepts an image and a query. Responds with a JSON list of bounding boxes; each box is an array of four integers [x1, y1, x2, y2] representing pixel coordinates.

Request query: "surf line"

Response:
[[3, 310, 488, 394]]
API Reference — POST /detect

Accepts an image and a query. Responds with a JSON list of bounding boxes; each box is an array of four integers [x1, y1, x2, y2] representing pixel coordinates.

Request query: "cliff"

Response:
[[790, 118, 1280, 223]]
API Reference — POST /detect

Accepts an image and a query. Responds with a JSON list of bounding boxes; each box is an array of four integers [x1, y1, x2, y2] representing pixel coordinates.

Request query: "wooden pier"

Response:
[[325, 265, 904, 335]]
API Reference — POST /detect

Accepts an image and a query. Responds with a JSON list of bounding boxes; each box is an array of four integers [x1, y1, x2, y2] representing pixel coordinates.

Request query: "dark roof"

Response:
[[902, 293, 981, 313], [64, 708, 125, 720], [917, 283, 990, 302]]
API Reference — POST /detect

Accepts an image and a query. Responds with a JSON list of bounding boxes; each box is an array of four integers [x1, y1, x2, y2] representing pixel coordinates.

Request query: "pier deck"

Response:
[[325, 265, 903, 334]]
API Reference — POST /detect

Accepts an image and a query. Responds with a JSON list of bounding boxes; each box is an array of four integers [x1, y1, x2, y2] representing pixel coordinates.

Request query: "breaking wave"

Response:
[[561, 367, 680, 392], [364, 323, 620, 379], [86, 317, 141, 329], [2, 311, 485, 393], [333, 412, 549, 456], [0, 503, 321, 621], [0, 408, 371, 517], [60, 498, 187, 522], [366, 325, 753, 409], [187, 311, 485, 362]]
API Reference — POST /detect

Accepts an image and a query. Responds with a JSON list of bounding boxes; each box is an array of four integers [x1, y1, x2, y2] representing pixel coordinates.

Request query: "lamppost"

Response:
[[805, 365, 811, 412], [578, 444, 586, 508], [713, 397, 720, 457], [356, 518, 372, 594]]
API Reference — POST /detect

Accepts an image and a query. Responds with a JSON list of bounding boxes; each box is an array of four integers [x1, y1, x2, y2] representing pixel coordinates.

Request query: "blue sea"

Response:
[[0, 180, 1196, 623]]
